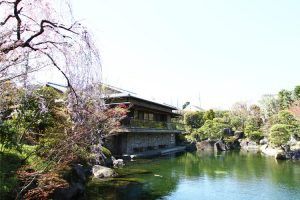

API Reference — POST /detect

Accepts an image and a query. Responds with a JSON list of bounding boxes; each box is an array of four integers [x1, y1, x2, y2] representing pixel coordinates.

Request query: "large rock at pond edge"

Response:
[[196, 140, 215, 151], [234, 131, 245, 140], [214, 139, 227, 151], [52, 164, 88, 200], [112, 157, 125, 168], [223, 128, 234, 136], [72, 164, 87, 184], [259, 138, 268, 145], [92, 165, 117, 178], [186, 142, 197, 152], [290, 141, 300, 151], [240, 140, 259, 152], [260, 144, 284, 157], [225, 140, 241, 150]]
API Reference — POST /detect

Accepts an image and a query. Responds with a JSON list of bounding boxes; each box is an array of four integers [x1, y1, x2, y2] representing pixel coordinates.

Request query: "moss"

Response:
[[115, 168, 152, 177], [101, 146, 112, 158], [88, 177, 143, 187]]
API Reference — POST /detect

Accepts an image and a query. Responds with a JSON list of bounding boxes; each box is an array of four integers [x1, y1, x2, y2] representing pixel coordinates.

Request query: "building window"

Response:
[[144, 112, 149, 120], [134, 110, 138, 119], [138, 111, 144, 120], [160, 114, 167, 122], [149, 113, 154, 121]]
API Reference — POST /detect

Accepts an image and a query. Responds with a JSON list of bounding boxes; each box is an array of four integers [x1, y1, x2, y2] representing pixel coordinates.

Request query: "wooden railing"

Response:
[[121, 118, 183, 131]]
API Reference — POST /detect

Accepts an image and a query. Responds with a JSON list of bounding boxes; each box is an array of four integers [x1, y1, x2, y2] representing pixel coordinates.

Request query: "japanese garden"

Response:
[[1, 1, 300, 200]]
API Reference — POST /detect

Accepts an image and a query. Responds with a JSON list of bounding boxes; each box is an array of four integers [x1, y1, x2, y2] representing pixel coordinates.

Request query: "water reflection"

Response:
[[86, 151, 300, 200]]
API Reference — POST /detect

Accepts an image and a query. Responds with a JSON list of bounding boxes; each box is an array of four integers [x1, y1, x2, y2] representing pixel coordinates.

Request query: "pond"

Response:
[[86, 151, 300, 200]]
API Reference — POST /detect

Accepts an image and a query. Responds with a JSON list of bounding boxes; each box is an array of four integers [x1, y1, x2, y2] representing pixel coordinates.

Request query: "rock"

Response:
[[92, 165, 117, 178], [290, 141, 300, 151], [52, 164, 88, 200], [291, 133, 300, 141], [214, 139, 227, 151], [292, 150, 300, 160], [234, 131, 244, 139], [240, 139, 259, 152], [225, 140, 240, 150], [72, 164, 87, 184], [196, 140, 215, 151], [223, 128, 234, 136], [284, 149, 300, 160], [185, 142, 197, 152], [275, 152, 287, 160], [259, 138, 268, 145], [112, 156, 125, 168], [260, 145, 284, 157], [260, 144, 300, 160]]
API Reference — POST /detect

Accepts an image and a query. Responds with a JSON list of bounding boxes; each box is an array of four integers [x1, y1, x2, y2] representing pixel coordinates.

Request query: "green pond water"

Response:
[[87, 151, 300, 200]]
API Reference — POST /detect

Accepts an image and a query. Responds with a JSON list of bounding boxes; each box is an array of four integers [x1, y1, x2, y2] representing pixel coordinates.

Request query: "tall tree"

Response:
[[278, 89, 293, 110], [0, 1, 118, 198], [230, 102, 249, 131], [293, 85, 300, 101], [0, 0, 101, 91], [259, 94, 280, 120]]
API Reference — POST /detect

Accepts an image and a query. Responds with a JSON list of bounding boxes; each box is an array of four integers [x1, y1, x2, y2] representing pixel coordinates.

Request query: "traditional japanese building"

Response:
[[103, 85, 183, 156]]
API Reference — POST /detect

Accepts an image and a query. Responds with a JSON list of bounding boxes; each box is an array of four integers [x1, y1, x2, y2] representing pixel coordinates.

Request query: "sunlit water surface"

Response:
[[87, 151, 300, 200]]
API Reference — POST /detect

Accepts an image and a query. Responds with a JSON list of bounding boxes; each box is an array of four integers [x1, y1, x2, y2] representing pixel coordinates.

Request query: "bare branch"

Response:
[[0, 65, 48, 83], [33, 41, 68, 47], [0, 1, 14, 6], [0, 14, 14, 26], [14, 0, 22, 40], [41, 50, 79, 104]]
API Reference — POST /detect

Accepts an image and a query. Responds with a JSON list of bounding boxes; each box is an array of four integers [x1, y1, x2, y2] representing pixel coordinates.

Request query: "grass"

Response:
[[0, 151, 23, 199], [0, 145, 43, 200]]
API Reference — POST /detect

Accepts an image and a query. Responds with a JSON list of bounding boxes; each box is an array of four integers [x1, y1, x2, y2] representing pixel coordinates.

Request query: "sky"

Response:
[[70, 0, 300, 110]]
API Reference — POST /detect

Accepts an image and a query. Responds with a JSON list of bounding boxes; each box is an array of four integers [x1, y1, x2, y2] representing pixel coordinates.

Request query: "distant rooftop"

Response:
[[46, 82, 68, 93], [105, 93, 178, 110], [46, 82, 178, 110]]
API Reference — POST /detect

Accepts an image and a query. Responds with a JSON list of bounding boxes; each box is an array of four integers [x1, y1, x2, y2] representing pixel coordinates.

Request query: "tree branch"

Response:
[[0, 14, 14, 26], [14, 0, 22, 40], [0, 1, 14, 6], [41, 51, 79, 105]]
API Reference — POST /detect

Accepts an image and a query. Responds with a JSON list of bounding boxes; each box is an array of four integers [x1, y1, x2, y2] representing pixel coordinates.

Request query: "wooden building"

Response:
[[104, 88, 182, 156]]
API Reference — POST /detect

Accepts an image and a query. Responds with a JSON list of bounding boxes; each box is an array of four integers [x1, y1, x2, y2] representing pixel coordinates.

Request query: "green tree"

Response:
[[204, 109, 215, 121], [244, 117, 263, 141], [270, 110, 298, 126], [230, 102, 249, 131], [268, 110, 299, 147], [278, 89, 293, 110], [0, 81, 20, 152], [184, 111, 205, 129], [193, 119, 229, 140], [269, 124, 292, 147], [259, 94, 280, 120], [293, 85, 300, 101]]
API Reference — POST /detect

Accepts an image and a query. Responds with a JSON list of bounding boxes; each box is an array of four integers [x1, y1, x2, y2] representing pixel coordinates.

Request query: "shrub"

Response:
[[0, 120, 19, 152], [270, 110, 298, 126], [244, 117, 264, 142], [184, 111, 205, 129], [194, 120, 229, 140], [204, 109, 215, 121], [269, 124, 292, 147]]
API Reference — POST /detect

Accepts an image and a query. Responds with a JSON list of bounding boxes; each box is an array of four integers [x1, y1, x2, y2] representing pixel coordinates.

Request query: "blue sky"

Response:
[[71, 0, 300, 109]]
